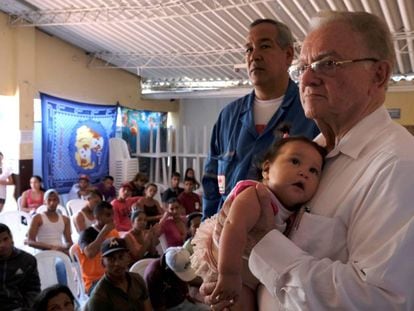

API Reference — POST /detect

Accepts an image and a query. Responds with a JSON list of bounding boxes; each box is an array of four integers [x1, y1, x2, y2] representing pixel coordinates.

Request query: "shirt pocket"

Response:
[[289, 213, 349, 262]]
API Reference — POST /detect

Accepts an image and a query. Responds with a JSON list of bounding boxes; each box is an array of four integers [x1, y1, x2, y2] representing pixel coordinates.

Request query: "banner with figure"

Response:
[[41, 93, 117, 193], [120, 107, 167, 173]]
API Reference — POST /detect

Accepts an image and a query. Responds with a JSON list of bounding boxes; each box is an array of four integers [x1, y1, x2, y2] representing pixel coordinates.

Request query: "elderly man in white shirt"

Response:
[[205, 11, 414, 311]]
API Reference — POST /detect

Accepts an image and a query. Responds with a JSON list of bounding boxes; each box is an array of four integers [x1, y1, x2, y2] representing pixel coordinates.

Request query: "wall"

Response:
[[0, 11, 178, 196], [385, 90, 414, 126]]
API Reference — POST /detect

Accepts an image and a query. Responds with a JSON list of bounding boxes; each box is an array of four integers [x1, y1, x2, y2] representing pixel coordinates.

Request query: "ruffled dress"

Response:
[[191, 180, 283, 288]]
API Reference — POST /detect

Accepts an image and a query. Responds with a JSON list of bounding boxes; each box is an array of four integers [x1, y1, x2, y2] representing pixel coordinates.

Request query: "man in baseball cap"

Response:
[[87, 237, 151, 311], [164, 246, 197, 282], [144, 246, 209, 310]]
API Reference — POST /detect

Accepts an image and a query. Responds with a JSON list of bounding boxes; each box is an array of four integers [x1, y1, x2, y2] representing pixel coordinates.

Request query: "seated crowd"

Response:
[[0, 168, 206, 310]]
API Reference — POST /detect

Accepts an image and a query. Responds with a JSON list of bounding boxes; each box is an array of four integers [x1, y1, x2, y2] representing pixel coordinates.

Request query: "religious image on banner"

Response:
[[41, 93, 117, 193], [120, 107, 167, 173]]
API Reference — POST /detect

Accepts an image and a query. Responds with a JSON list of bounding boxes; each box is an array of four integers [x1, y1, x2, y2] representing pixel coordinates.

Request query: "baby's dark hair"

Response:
[[258, 125, 327, 179], [263, 137, 326, 164]]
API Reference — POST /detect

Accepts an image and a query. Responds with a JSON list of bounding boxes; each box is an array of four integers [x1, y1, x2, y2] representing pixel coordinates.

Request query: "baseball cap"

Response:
[[165, 247, 196, 282], [79, 174, 90, 182], [101, 237, 128, 257]]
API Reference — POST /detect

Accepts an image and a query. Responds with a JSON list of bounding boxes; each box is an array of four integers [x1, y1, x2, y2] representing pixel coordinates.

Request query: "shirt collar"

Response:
[[327, 106, 391, 159]]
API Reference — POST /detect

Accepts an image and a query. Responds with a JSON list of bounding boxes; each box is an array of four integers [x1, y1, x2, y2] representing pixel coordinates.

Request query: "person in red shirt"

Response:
[[177, 177, 202, 215], [111, 183, 141, 232]]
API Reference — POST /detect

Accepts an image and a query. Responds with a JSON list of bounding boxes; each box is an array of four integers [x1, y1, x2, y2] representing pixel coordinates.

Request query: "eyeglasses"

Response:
[[289, 58, 379, 81]]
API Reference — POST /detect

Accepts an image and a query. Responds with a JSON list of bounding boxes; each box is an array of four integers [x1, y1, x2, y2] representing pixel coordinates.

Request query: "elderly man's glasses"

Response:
[[289, 58, 379, 81]]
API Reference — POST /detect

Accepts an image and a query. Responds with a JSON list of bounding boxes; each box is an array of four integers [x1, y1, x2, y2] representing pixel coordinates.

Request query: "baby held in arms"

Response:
[[191, 133, 326, 310]]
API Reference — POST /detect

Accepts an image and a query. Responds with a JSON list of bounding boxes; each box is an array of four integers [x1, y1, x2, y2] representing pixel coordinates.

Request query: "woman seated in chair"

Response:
[[20, 175, 45, 213], [124, 210, 159, 263]]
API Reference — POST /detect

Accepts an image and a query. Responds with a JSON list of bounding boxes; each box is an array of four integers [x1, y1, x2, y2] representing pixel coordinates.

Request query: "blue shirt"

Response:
[[202, 80, 319, 219]]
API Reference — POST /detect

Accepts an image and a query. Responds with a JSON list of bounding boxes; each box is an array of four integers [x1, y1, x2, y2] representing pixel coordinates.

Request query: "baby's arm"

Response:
[[211, 187, 262, 302]]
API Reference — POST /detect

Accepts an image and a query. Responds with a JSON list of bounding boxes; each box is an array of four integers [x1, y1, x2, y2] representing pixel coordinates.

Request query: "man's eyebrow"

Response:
[[299, 50, 341, 62], [245, 38, 274, 47]]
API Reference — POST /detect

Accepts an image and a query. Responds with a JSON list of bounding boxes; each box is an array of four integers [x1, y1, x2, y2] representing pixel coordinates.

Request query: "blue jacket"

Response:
[[202, 80, 319, 219]]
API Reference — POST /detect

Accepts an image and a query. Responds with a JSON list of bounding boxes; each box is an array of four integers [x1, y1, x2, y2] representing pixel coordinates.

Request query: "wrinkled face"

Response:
[[0, 231, 13, 259], [78, 179, 89, 190], [245, 23, 293, 88], [189, 216, 201, 237], [45, 193, 60, 211], [46, 293, 74, 311], [183, 181, 194, 193], [299, 22, 378, 129], [102, 251, 130, 279], [171, 176, 180, 188], [30, 177, 41, 191], [263, 141, 323, 208], [133, 213, 147, 230], [145, 185, 158, 198]]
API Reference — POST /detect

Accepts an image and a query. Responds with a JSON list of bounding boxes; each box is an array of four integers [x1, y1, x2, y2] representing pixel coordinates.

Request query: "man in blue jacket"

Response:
[[202, 19, 319, 218], [0, 223, 40, 310]]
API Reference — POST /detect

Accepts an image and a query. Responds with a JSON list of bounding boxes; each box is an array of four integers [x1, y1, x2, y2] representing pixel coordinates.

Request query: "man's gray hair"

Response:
[[309, 11, 395, 70], [250, 18, 294, 50]]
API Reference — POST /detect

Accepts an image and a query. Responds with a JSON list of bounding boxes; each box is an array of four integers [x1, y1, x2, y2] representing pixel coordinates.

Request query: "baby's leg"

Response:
[[232, 285, 257, 311]]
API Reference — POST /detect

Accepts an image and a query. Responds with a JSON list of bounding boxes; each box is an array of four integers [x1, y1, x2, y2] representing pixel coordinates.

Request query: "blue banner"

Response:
[[41, 93, 117, 193]]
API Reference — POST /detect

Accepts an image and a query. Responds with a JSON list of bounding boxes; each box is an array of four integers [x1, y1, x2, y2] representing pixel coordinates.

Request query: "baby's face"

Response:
[[263, 141, 323, 208]]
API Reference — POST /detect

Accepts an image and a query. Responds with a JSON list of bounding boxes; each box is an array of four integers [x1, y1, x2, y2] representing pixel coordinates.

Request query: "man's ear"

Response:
[[373, 60, 392, 88]]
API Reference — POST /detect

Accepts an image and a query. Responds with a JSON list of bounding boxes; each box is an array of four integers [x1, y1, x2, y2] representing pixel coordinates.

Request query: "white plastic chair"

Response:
[[0, 210, 33, 253], [34, 250, 77, 294], [17, 196, 22, 211], [129, 258, 157, 278], [67, 199, 86, 216], [37, 204, 69, 216], [69, 244, 88, 304]]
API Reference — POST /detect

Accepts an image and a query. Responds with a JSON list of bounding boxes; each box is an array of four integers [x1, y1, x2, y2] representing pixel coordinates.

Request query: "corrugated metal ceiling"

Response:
[[1, 0, 413, 94]]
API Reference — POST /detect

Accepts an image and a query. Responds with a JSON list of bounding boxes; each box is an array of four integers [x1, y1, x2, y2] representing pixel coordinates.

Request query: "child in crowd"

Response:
[[184, 167, 200, 190], [124, 210, 159, 262], [130, 172, 149, 197], [20, 175, 45, 213], [0, 152, 14, 212], [191, 136, 326, 310], [158, 198, 187, 248], [135, 183, 163, 228], [111, 182, 141, 232], [183, 211, 202, 255], [177, 177, 202, 215], [161, 172, 184, 209], [96, 175, 116, 202]]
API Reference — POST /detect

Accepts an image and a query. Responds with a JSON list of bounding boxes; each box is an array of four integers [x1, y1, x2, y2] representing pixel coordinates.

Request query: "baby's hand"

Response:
[[210, 273, 242, 307]]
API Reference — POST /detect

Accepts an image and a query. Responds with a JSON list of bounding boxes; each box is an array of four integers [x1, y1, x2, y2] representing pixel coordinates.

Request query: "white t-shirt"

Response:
[[253, 96, 284, 134]]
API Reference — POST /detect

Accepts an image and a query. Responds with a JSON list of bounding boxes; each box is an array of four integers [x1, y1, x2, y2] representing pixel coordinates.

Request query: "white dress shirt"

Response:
[[249, 106, 414, 310]]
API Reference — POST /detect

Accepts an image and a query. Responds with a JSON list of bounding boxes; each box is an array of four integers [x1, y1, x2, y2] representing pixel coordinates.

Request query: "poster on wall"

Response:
[[120, 107, 167, 173], [41, 93, 117, 193]]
